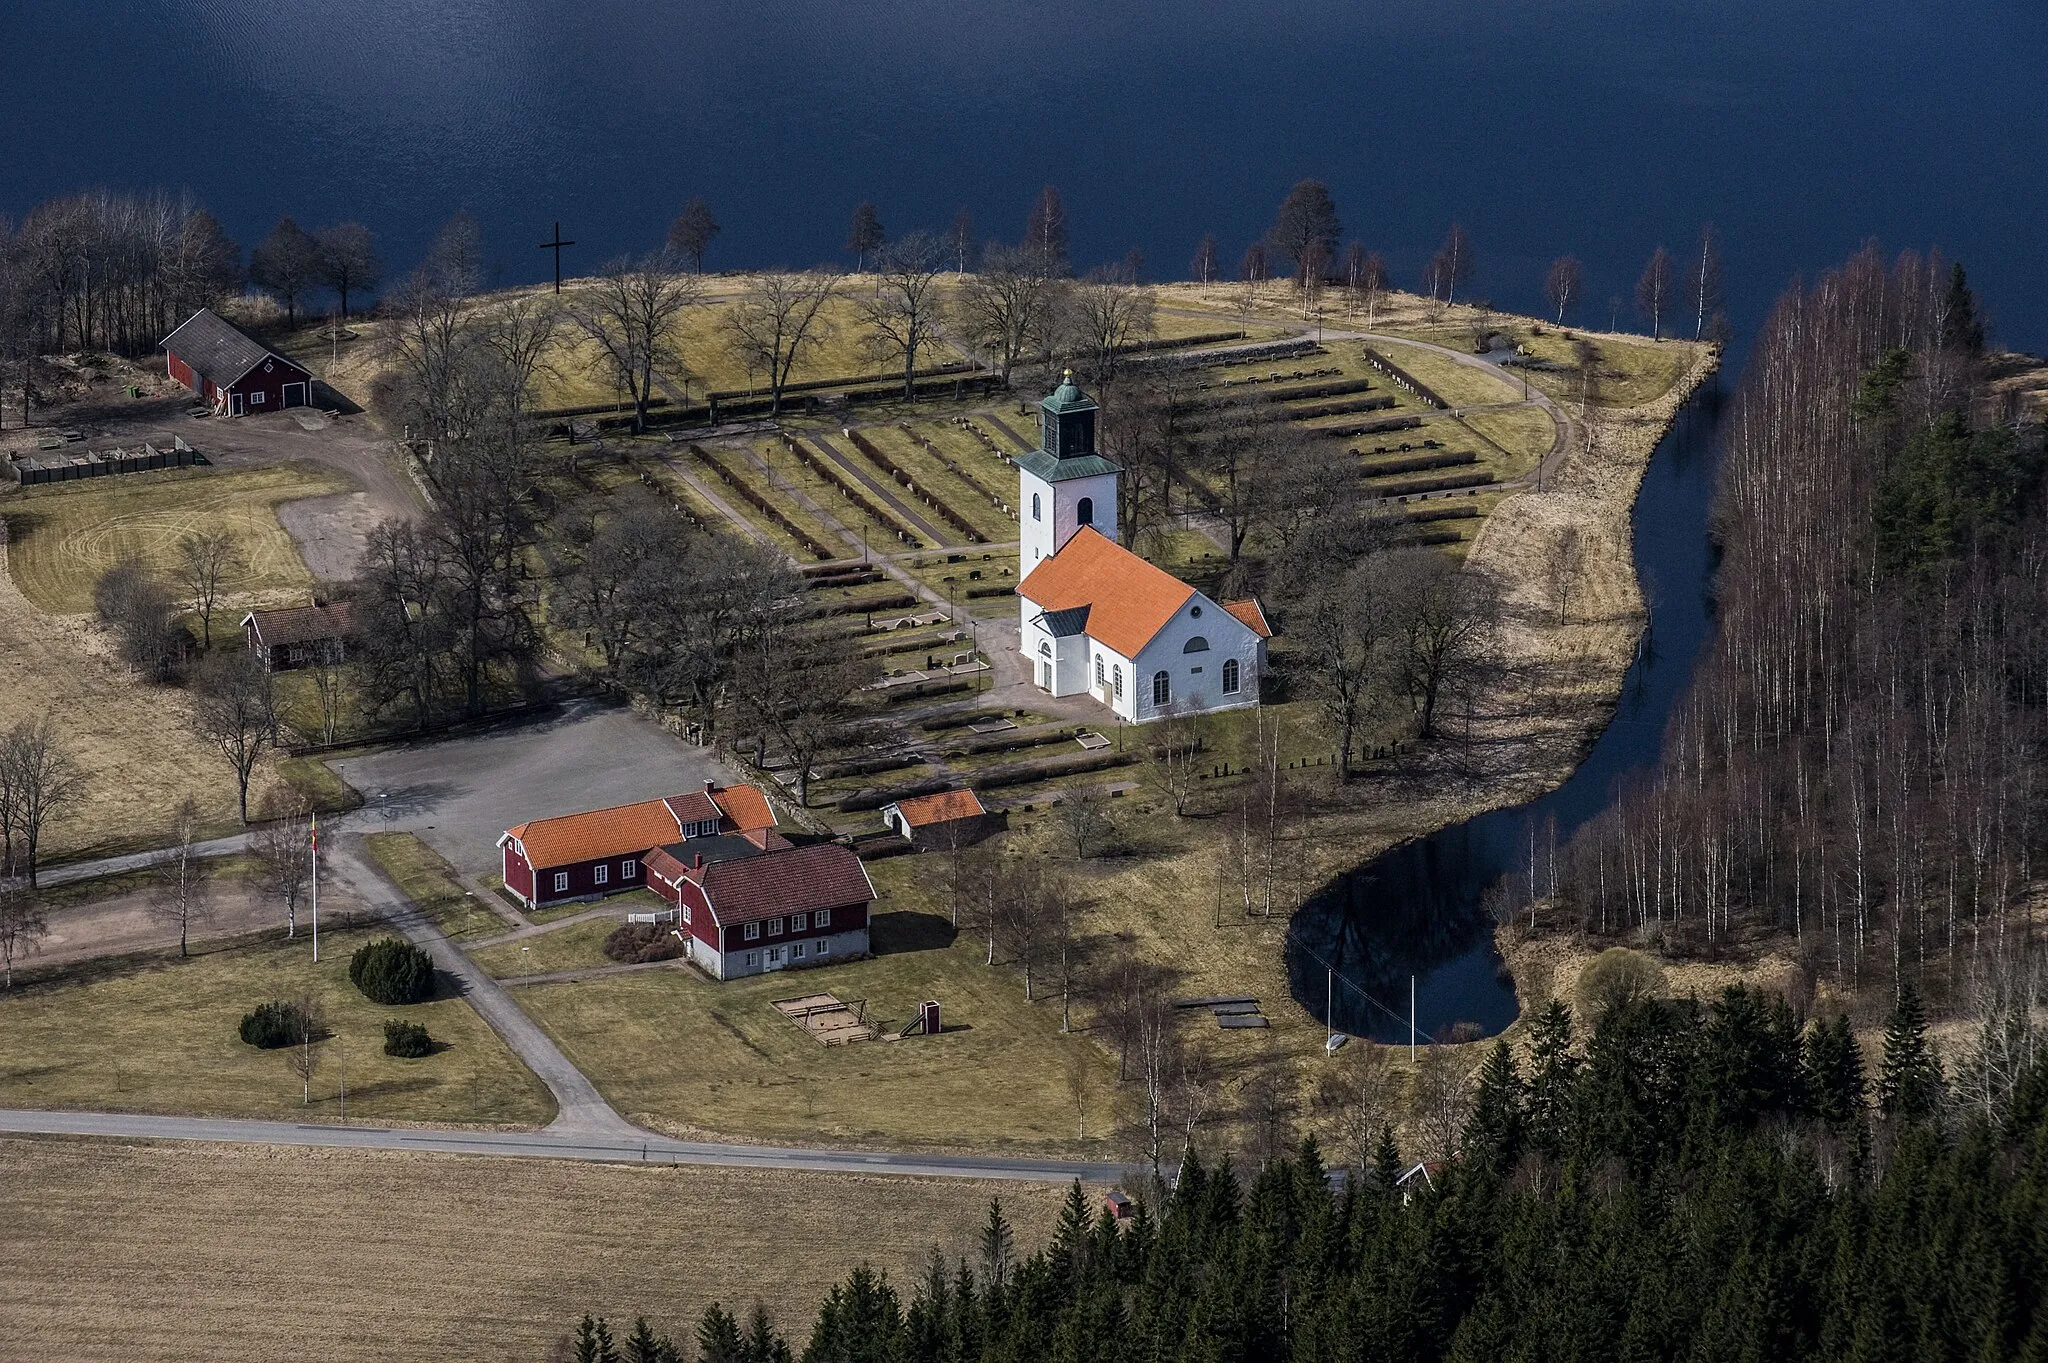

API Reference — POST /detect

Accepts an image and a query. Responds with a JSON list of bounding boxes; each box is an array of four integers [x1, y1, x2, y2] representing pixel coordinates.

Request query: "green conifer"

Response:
[[1878, 985, 1943, 1121], [696, 1304, 743, 1363], [1463, 1040, 1527, 1174], [1525, 1000, 1580, 1155]]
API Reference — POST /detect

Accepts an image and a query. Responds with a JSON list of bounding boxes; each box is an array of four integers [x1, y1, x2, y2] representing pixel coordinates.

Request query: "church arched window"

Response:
[[1182, 636, 1210, 654], [1222, 659, 1241, 694], [1152, 671, 1171, 706], [1076, 496, 1093, 526], [1032, 492, 1041, 522]]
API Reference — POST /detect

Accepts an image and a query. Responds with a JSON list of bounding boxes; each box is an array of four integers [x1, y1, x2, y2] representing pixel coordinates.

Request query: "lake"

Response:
[[6, 2, 2046, 351]]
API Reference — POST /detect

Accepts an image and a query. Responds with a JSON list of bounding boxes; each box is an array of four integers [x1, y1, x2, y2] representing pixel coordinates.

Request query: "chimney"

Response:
[[703, 778, 717, 794], [692, 853, 704, 871]]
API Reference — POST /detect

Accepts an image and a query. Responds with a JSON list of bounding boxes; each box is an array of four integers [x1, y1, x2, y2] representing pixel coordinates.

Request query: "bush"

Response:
[[602, 922, 685, 965], [1575, 947, 1668, 1021], [239, 999, 310, 1049], [349, 937, 436, 1005], [383, 1019, 433, 1058]]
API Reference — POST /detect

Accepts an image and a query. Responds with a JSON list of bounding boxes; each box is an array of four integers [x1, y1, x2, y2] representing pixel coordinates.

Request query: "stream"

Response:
[[1286, 378, 1727, 1042]]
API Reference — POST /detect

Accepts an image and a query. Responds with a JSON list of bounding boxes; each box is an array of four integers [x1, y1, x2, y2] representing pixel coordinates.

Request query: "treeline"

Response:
[[1552, 249, 2048, 1004], [564, 986, 2048, 1363]]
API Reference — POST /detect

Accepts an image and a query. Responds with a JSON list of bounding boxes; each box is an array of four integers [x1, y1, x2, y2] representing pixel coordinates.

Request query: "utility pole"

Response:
[[1410, 975, 1416, 1062], [538, 222, 576, 293], [311, 812, 320, 963]]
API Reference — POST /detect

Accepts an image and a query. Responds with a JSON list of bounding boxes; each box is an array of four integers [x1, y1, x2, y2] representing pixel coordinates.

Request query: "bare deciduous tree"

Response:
[[956, 243, 1063, 385], [1067, 262, 1156, 386], [1054, 785, 1113, 860], [1543, 524, 1586, 624], [846, 203, 885, 273], [425, 211, 486, 298], [314, 222, 381, 319], [174, 528, 244, 650], [249, 216, 321, 324], [1024, 186, 1069, 279], [286, 993, 326, 1105], [94, 556, 182, 679], [852, 231, 947, 401], [190, 648, 280, 825], [949, 207, 975, 275], [148, 797, 215, 958], [1691, 224, 1724, 340], [0, 880, 48, 989], [666, 198, 721, 274], [724, 270, 838, 415], [1636, 245, 1674, 340], [4, 717, 83, 889], [1268, 179, 1342, 300], [1149, 704, 1202, 817], [1316, 1038, 1400, 1174], [1436, 223, 1475, 307], [1387, 548, 1503, 739], [255, 796, 314, 938], [1191, 233, 1220, 286], [569, 252, 701, 433], [1544, 255, 1583, 325]]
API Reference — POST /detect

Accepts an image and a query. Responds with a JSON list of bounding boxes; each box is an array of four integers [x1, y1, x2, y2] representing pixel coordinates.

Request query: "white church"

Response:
[[1016, 373, 1271, 723]]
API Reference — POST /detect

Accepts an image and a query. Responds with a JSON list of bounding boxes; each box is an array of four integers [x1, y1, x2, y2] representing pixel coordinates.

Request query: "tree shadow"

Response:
[[871, 910, 957, 955]]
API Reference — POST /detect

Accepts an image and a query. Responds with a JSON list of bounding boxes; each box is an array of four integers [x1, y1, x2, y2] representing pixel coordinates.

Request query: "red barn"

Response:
[[642, 840, 874, 980], [497, 781, 777, 910], [161, 307, 315, 416]]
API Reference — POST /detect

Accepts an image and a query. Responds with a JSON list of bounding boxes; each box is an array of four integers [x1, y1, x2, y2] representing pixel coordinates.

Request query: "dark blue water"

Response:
[[6, 3, 2046, 352], [1288, 385, 1724, 1041]]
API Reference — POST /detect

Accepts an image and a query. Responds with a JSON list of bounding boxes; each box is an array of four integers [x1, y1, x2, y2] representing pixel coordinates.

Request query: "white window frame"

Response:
[[768, 917, 785, 936], [1113, 666, 1123, 698], [744, 921, 760, 940], [1094, 655, 1105, 684], [553, 871, 569, 893], [249, 390, 266, 404], [816, 908, 831, 928], [791, 942, 806, 960], [793, 912, 807, 932], [1153, 670, 1171, 706], [1032, 492, 1041, 521], [817, 939, 830, 956], [594, 863, 609, 886], [1223, 658, 1240, 694], [745, 951, 758, 968], [622, 859, 638, 879]]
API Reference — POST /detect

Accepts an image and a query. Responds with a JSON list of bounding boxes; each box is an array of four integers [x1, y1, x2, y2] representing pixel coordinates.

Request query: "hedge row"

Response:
[[1360, 450, 1479, 477], [818, 591, 918, 618], [843, 429, 985, 544], [786, 437, 924, 549], [1372, 470, 1497, 498], [687, 444, 836, 560], [1319, 415, 1424, 439], [895, 422, 1014, 514]]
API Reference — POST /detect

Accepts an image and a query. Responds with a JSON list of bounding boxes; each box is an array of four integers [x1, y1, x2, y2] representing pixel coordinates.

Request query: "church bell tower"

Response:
[[1016, 371, 1121, 575]]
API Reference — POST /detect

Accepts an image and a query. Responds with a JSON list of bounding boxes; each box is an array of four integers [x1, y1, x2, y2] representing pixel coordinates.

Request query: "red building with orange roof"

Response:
[[496, 779, 779, 909]]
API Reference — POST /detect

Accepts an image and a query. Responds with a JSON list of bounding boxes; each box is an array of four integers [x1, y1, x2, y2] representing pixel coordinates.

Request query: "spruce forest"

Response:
[[566, 984, 2048, 1363]]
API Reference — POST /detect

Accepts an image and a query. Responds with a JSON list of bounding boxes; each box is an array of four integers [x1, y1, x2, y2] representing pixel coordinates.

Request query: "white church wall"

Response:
[[1130, 595, 1263, 721]]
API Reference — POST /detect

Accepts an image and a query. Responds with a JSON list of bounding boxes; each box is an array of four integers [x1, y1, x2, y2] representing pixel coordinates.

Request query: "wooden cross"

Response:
[[538, 221, 576, 293]]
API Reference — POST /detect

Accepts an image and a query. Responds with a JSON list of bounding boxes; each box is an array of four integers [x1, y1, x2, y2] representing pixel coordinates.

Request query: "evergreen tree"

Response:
[[1803, 1013, 1867, 1130], [802, 1265, 901, 1363], [1525, 999, 1580, 1155], [1941, 261, 1986, 355], [978, 1197, 1015, 1295], [1463, 1040, 1527, 1174], [697, 1304, 743, 1363], [576, 1315, 620, 1363], [1373, 1123, 1402, 1190], [744, 1306, 790, 1363], [1878, 986, 1944, 1121], [625, 1316, 679, 1363], [1048, 1180, 1091, 1283]]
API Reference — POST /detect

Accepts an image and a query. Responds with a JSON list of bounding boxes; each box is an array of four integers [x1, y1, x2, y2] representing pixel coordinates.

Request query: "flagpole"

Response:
[[311, 813, 320, 964]]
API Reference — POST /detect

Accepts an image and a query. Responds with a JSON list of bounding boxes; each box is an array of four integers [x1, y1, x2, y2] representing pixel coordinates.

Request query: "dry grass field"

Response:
[[363, 832, 516, 941], [472, 916, 620, 978], [0, 1136, 1071, 1363], [513, 896, 1120, 1156], [0, 924, 555, 1127], [1, 461, 353, 614]]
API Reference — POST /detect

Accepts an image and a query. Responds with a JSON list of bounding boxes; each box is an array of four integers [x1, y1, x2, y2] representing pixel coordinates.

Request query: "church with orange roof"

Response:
[[1016, 375, 1271, 723]]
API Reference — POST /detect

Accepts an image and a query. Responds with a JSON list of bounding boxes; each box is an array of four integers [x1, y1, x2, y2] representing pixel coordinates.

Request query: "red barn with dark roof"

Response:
[[497, 781, 778, 909], [642, 840, 874, 980], [162, 307, 314, 416]]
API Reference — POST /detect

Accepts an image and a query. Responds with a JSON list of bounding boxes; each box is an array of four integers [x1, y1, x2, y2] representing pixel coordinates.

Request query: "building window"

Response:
[[1039, 639, 1052, 657], [553, 872, 569, 893], [1190, 604, 1202, 618], [769, 917, 785, 936], [818, 939, 830, 956], [622, 859, 638, 879], [594, 863, 609, 886], [250, 391, 265, 404], [1153, 671, 1171, 706], [792, 942, 806, 960], [1113, 666, 1123, 699], [816, 908, 831, 928], [1094, 656, 1105, 684], [1223, 658, 1241, 694], [1183, 636, 1210, 653], [746, 952, 758, 968], [793, 912, 807, 932], [744, 921, 760, 940], [1032, 492, 1041, 522], [1076, 496, 1093, 526], [681, 903, 691, 924]]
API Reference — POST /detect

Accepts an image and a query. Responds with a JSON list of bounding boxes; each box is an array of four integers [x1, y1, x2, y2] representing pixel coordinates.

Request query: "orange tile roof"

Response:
[[888, 788, 986, 827], [505, 783, 776, 868], [505, 798, 682, 870], [1221, 598, 1272, 639], [1018, 528, 1196, 658]]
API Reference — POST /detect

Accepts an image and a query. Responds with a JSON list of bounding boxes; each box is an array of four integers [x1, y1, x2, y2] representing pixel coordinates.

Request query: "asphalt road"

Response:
[[0, 1108, 1123, 1183], [334, 697, 727, 880]]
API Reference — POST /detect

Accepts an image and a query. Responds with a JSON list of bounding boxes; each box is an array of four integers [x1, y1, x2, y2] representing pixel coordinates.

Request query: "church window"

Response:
[[1223, 659, 1241, 694], [1182, 636, 1210, 653], [1032, 492, 1041, 522], [1113, 666, 1123, 698], [1190, 604, 1202, 618], [1077, 496, 1093, 526], [1153, 671, 1171, 706], [1095, 656, 1105, 684]]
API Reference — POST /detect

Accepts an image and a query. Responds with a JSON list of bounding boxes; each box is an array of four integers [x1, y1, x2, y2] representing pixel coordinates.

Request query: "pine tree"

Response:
[[1878, 986, 1943, 1121], [626, 1316, 678, 1363], [744, 1306, 789, 1363], [697, 1304, 743, 1363], [1526, 1000, 1580, 1155], [979, 1197, 1015, 1295], [1941, 262, 1985, 355], [1804, 1013, 1867, 1130], [1049, 1180, 1091, 1283], [1373, 1123, 1402, 1190], [577, 1315, 620, 1363]]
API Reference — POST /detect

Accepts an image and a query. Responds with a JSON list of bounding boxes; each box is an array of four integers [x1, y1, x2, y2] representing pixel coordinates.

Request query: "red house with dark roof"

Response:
[[162, 308, 315, 417], [642, 840, 874, 980], [497, 781, 778, 909]]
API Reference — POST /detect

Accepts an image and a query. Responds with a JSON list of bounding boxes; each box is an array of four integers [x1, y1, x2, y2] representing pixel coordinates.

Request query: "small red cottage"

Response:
[[161, 307, 315, 416], [879, 787, 996, 850], [497, 781, 777, 910], [642, 840, 874, 981], [242, 601, 356, 672]]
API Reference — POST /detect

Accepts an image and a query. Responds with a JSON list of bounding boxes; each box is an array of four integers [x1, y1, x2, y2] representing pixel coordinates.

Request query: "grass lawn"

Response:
[[0, 1136, 1071, 1363], [0, 461, 353, 614], [274, 754, 363, 814], [515, 895, 1120, 1154], [1460, 405, 1560, 476], [1368, 341, 1524, 410], [362, 832, 512, 941], [0, 925, 555, 1126], [472, 915, 625, 979]]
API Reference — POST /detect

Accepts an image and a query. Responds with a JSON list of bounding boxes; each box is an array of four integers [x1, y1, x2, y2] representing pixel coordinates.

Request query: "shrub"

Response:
[[349, 937, 435, 1005], [239, 999, 309, 1049], [1575, 947, 1668, 1021], [603, 922, 685, 965], [383, 1019, 433, 1058]]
